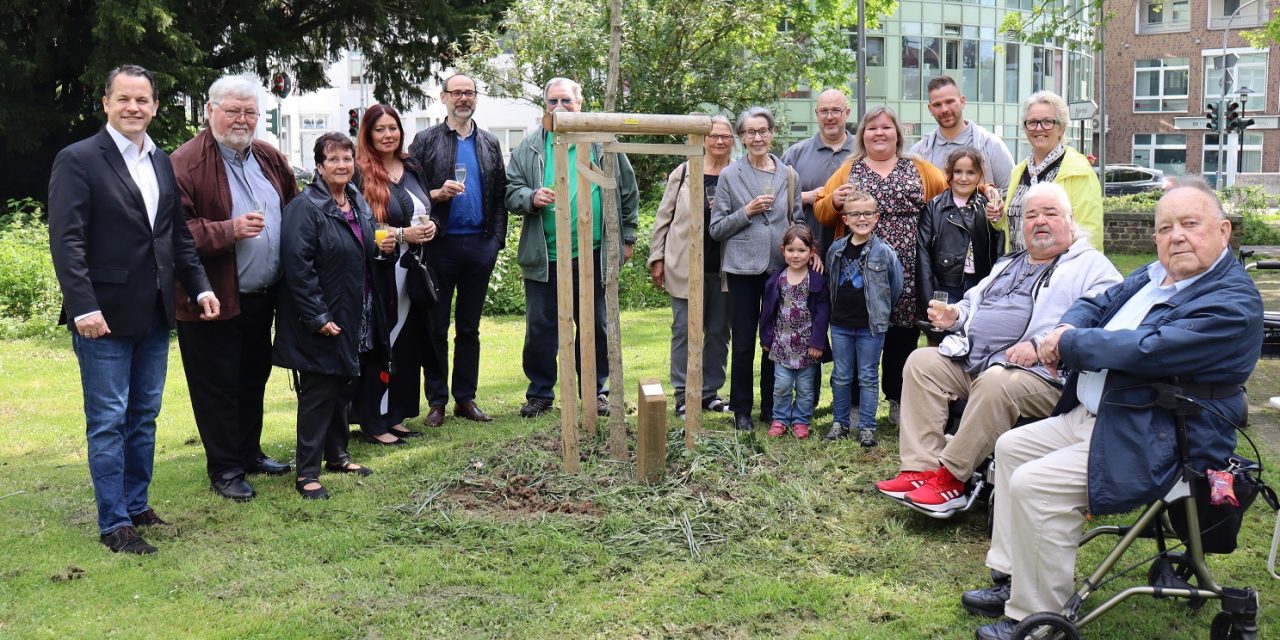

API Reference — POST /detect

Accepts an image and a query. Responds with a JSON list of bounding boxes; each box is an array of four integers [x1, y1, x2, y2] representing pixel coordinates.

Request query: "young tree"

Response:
[[1, 0, 509, 202]]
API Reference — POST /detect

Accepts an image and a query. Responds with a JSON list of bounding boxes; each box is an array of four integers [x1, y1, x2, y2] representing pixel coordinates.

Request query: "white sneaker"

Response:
[[888, 399, 901, 426]]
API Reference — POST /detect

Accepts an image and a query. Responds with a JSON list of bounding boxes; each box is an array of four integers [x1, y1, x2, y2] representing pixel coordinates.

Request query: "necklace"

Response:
[[388, 163, 403, 182], [334, 193, 348, 208]]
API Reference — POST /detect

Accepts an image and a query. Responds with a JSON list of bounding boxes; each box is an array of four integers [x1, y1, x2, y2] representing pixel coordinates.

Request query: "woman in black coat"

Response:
[[352, 104, 441, 445], [275, 132, 383, 499]]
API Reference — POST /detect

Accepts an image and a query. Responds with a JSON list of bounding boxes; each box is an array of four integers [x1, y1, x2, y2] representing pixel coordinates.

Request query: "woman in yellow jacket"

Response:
[[995, 90, 1104, 254], [813, 106, 947, 425]]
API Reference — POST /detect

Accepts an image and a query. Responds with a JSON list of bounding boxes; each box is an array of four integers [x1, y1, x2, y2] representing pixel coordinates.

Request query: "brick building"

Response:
[[1102, 0, 1279, 187]]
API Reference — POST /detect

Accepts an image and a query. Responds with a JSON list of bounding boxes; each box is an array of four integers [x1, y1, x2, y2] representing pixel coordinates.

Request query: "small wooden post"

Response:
[[553, 140, 580, 473], [636, 380, 667, 484], [684, 133, 705, 449], [576, 148, 598, 434]]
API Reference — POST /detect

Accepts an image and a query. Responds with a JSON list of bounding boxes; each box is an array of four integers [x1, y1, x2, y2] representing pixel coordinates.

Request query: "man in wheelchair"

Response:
[[967, 177, 1263, 640], [875, 182, 1121, 512]]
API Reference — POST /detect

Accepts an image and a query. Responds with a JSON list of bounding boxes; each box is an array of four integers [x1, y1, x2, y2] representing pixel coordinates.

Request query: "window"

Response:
[[1005, 44, 1020, 103], [348, 51, 372, 85], [415, 117, 429, 133], [299, 114, 328, 130], [1133, 58, 1189, 112], [1210, 0, 1268, 28], [1140, 0, 1189, 33], [492, 128, 527, 161], [279, 116, 292, 157], [1203, 132, 1263, 187], [1132, 133, 1187, 175], [902, 36, 922, 100], [1203, 50, 1269, 103]]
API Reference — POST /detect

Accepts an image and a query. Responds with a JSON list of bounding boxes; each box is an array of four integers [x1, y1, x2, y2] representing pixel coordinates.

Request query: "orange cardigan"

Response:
[[813, 156, 948, 238]]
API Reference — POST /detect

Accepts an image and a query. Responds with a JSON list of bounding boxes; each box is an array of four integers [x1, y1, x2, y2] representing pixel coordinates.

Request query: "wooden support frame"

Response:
[[547, 112, 713, 472]]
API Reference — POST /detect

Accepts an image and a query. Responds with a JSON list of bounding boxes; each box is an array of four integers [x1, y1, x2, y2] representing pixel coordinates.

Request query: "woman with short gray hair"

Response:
[[709, 106, 804, 431], [997, 90, 1103, 254]]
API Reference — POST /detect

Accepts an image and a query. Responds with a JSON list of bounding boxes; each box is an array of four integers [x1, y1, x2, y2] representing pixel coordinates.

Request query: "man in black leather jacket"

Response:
[[407, 73, 509, 427]]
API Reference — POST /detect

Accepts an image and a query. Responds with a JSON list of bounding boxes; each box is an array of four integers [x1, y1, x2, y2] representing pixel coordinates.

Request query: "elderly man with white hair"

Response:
[[505, 77, 639, 418], [171, 75, 298, 501], [876, 181, 1120, 513]]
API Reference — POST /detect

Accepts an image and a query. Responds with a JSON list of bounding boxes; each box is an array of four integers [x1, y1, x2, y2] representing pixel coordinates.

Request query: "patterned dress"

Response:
[[847, 158, 925, 326], [769, 273, 815, 370]]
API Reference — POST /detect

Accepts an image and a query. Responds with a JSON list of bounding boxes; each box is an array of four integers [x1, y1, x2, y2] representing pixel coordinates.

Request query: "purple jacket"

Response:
[[760, 268, 831, 361]]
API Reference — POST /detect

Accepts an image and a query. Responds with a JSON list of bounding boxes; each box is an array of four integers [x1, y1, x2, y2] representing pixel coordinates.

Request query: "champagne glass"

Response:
[[454, 163, 467, 185], [374, 223, 392, 260], [250, 199, 268, 239]]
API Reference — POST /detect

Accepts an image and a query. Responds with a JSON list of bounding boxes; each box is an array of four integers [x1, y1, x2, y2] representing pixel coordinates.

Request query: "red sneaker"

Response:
[[767, 420, 787, 437], [792, 423, 810, 439], [905, 466, 967, 512], [875, 470, 935, 499]]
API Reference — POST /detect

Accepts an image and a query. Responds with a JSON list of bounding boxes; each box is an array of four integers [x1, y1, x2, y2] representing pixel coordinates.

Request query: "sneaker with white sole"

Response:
[[875, 470, 934, 499], [904, 466, 967, 512], [823, 423, 851, 441], [703, 396, 730, 413]]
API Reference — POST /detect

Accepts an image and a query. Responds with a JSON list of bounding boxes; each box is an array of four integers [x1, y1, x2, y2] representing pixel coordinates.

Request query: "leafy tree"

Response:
[[0, 0, 509, 203], [459, 0, 896, 189]]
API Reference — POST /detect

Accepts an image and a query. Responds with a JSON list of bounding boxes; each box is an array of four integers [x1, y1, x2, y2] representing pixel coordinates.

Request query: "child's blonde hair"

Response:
[[841, 189, 878, 212]]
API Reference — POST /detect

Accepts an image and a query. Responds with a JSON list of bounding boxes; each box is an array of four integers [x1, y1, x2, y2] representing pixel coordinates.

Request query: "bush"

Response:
[[0, 199, 62, 338], [483, 202, 668, 316], [1102, 191, 1161, 213]]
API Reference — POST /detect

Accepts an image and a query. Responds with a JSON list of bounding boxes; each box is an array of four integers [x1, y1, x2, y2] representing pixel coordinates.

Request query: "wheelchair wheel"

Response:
[[1210, 611, 1258, 640], [1012, 613, 1081, 640]]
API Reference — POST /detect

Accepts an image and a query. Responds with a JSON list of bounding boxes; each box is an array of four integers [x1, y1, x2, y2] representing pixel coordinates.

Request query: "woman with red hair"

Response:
[[352, 104, 441, 445]]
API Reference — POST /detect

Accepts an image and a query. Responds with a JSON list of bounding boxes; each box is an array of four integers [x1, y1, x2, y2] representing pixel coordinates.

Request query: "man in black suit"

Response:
[[49, 64, 220, 555]]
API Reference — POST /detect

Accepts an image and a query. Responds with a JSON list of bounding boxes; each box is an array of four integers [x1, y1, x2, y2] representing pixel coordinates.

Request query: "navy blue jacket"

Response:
[[760, 268, 831, 362], [1054, 254, 1262, 515]]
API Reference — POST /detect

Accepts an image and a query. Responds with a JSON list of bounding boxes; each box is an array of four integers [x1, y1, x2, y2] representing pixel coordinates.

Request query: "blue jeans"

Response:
[[772, 363, 816, 425], [830, 325, 885, 430], [71, 312, 170, 534]]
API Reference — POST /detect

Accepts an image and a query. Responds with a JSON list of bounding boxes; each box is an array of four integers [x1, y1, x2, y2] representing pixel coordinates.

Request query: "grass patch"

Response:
[[2, 291, 1280, 637]]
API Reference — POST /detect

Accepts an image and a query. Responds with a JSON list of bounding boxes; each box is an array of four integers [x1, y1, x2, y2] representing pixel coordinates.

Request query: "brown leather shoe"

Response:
[[425, 404, 446, 427], [454, 401, 493, 422]]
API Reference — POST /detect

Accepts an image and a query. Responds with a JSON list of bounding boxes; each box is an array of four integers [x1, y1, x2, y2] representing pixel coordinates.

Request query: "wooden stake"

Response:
[[552, 112, 714, 135], [576, 149, 598, 435], [553, 140, 580, 473], [601, 150, 628, 461], [684, 135, 705, 448], [636, 380, 667, 484]]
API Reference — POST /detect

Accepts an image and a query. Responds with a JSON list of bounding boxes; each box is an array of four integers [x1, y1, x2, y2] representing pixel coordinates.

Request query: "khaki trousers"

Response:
[[985, 405, 1095, 621], [897, 348, 1061, 478]]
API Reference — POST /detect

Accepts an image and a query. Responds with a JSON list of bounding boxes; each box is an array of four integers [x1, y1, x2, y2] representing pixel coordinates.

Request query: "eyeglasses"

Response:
[[816, 108, 846, 118], [741, 128, 773, 139], [706, 134, 734, 143], [546, 98, 575, 106], [445, 90, 477, 99], [216, 105, 259, 120], [842, 211, 877, 219], [1023, 118, 1059, 130]]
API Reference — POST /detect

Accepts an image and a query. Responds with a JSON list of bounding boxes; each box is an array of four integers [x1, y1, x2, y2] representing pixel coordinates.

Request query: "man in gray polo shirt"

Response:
[[781, 88, 855, 256], [911, 75, 1014, 193]]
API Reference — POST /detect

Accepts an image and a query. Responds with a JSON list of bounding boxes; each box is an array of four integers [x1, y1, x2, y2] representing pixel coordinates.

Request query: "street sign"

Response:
[[1174, 115, 1279, 130], [1069, 100, 1098, 121]]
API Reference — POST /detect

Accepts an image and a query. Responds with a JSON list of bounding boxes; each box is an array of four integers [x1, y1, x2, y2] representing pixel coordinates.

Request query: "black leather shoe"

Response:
[[211, 473, 256, 502], [360, 432, 407, 446], [251, 455, 291, 476], [390, 425, 423, 438], [962, 581, 1011, 618], [520, 397, 553, 418], [454, 401, 493, 422], [974, 619, 1018, 640], [425, 404, 446, 427], [295, 477, 329, 500], [325, 460, 373, 477], [130, 507, 170, 527], [101, 526, 157, 554], [734, 413, 754, 431]]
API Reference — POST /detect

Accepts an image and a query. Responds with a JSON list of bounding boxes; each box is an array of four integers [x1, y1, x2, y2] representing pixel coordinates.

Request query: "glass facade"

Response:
[[779, 2, 1096, 163]]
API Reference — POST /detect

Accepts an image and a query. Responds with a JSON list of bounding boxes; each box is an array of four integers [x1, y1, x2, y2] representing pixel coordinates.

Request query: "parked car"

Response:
[[292, 165, 313, 190], [1099, 165, 1168, 196]]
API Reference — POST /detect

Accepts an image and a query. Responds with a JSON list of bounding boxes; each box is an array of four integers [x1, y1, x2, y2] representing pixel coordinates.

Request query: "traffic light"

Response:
[[1237, 115, 1256, 134], [1224, 101, 1241, 132], [1205, 103, 1219, 132], [267, 108, 280, 136], [348, 108, 359, 136]]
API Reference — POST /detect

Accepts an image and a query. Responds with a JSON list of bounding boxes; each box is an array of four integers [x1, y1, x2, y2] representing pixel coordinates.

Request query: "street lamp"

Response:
[[1217, 0, 1259, 188]]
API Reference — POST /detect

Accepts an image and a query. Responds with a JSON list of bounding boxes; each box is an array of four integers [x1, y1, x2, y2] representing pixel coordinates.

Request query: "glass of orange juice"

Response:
[[374, 223, 392, 260]]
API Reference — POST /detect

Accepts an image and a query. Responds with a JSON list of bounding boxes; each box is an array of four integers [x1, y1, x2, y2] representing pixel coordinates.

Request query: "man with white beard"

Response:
[[171, 75, 298, 501]]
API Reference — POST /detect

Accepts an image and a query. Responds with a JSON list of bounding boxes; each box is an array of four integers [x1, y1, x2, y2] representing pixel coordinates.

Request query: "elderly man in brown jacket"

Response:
[[171, 76, 297, 501]]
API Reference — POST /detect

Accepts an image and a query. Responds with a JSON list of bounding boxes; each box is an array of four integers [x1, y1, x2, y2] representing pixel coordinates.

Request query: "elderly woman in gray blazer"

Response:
[[709, 107, 804, 431]]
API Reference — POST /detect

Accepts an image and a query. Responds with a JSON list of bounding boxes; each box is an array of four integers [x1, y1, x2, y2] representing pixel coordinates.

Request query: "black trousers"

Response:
[[176, 291, 275, 479], [295, 371, 355, 479], [726, 272, 774, 417], [425, 234, 500, 406], [881, 324, 920, 403], [523, 251, 609, 401]]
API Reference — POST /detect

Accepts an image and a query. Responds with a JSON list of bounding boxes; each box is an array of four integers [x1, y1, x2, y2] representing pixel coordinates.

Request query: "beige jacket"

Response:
[[648, 162, 701, 299]]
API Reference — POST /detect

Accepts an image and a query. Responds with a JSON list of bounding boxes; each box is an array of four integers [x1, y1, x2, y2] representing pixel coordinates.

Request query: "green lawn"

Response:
[[2, 303, 1278, 638]]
